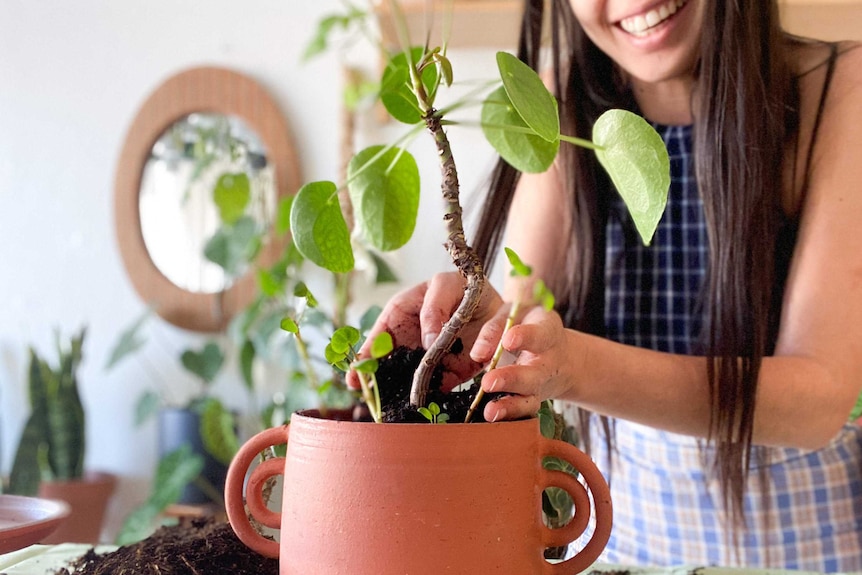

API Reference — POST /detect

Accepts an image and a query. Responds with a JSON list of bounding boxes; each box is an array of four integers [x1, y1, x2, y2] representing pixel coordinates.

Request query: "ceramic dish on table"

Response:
[[0, 494, 70, 554]]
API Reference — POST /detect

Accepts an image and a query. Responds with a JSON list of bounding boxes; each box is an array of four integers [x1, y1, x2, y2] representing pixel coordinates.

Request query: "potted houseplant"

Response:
[[107, 312, 252, 543], [5, 327, 117, 544], [224, 2, 669, 574]]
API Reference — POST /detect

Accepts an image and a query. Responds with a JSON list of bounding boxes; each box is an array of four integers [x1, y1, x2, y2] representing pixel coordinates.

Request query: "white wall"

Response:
[[0, 0, 503, 540]]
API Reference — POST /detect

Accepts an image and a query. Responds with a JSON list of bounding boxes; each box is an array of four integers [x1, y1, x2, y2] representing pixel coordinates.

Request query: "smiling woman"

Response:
[[113, 66, 302, 333]]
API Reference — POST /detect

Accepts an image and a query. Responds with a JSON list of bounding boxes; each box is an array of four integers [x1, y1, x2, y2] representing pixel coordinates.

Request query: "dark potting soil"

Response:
[[52, 518, 278, 575], [373, 344, 505, 423]]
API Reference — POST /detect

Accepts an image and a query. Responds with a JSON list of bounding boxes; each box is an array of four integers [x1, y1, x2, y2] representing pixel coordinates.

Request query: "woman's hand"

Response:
[[349, 272, 505, 391], [479, 305, 576, 422]]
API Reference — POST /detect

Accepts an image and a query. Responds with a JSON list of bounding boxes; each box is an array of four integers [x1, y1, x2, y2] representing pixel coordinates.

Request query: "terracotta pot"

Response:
[[37, 471, 116, 544], [225, 410, 611, 575]]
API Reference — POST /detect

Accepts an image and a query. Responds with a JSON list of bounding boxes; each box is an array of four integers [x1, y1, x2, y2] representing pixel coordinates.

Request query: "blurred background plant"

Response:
[[4, 328, 88, 495]]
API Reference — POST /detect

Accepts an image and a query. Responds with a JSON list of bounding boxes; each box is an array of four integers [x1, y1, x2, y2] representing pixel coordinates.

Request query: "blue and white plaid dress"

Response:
[[568, 123, 862, 572]]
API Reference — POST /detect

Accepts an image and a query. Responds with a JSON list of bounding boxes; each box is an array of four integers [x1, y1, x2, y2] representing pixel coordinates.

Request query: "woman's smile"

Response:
[[618, 0, 690, 38]]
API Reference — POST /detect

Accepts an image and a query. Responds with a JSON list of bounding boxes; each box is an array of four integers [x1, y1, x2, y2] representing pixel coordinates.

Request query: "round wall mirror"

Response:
[[115, 66, 301, 332]]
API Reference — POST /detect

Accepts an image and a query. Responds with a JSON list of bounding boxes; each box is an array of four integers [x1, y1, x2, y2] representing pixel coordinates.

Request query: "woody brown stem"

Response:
[[410, 109, 485, 407]]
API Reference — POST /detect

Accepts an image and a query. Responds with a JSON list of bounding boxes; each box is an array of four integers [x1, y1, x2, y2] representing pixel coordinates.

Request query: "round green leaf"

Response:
[[496, 51, 559, 143], [290, 181, 355, 273], [353, 358, 379, 374], [213, 172, 251, 224], [481, 86, 559, 174], [280, 317, 299, 333], [334, 325, 361, 347], [325, 343, 347, 366], [348, 146, 419, 252], [370, 332, 393, 359], [592, 110, 670, 246], [380, 47, 439, 124]]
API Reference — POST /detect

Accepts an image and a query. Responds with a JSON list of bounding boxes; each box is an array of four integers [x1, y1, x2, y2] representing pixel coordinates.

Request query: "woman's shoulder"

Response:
[[791, 40, 862, 93], [783, 40, 861, 216]]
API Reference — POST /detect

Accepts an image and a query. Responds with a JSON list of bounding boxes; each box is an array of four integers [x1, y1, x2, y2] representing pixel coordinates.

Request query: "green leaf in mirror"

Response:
[[204, 215, 262, 277], [212, 172, 251, 225]]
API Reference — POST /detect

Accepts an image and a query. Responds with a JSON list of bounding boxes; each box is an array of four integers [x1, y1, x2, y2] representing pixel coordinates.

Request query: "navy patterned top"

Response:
[[604, 123, 707, 354]]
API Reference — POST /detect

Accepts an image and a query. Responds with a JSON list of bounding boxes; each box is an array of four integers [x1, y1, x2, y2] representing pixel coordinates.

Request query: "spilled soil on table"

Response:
[[53, 518, 277, 575]]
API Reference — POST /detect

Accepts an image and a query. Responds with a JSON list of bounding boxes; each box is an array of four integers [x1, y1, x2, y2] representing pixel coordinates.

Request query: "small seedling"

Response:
[[418, 401, 450, 424], [325, 327, 394, 422]]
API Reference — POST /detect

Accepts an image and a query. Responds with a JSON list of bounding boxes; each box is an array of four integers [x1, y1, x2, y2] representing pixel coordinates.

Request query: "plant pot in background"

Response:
[[37, 471, 116, 544], [158, 407, 227, 505], [225, 410, 613, 575]]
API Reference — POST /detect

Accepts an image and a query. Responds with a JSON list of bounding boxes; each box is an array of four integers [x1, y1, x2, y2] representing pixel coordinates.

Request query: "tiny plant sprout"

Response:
[[326, 328, 393, 423], [418, 402, 449, 424], [280, 314, 322, 391], [293, 281, 318, 308]]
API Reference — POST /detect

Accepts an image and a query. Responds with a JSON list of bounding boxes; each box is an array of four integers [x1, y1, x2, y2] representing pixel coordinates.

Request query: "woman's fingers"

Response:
[[483, 393, 542, 422], [502, 306, 564, 354], [419, 272, 468, 349], [364, 282, 429, 352], [478, 306, 568, 420], [469, 302, 512, 364]]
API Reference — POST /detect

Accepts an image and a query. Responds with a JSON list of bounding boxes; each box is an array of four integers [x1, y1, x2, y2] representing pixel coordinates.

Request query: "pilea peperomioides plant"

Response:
[[290, 1, 669, 417]]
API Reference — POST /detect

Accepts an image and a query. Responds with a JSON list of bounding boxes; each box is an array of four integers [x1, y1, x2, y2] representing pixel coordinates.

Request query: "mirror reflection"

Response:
[[139, 113, 277, 294]]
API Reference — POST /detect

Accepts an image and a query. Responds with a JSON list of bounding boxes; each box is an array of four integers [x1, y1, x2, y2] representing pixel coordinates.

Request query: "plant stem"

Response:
[[357, 371, 381, 422], [293, 330, 320, 391], [410, 109, 485, 407]]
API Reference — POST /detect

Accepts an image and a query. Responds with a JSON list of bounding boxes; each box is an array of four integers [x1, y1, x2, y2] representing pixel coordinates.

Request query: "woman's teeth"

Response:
[[620, 0, 688, 36]]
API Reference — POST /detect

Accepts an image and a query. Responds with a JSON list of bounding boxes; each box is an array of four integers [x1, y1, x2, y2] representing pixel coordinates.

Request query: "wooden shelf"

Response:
[[372, 0, 862, 49], [373, 0, 522, 49]]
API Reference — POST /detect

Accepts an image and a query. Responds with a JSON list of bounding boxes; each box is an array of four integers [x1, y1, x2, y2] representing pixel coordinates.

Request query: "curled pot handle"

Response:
[[224, 425, 289, 559], [538, 437, 612, 575]]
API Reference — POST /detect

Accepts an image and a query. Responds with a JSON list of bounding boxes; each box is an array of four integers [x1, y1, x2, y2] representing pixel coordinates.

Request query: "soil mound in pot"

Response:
[[53, 518, 277, 575], [375, 345, 503, 423]]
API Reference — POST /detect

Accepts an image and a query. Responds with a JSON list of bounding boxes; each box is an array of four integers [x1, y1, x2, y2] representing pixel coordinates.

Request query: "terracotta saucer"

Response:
[[0, 495, 70, 554]]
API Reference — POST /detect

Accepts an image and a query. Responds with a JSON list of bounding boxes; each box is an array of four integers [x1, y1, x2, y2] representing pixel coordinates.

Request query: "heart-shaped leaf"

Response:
[[348, 146, 419, 251], [290, 180, 354, 273], [380, 47, 439, 124], [181, 341, 225, 385], [481, 86, 559, 173], [593, 109, 670, 245], [496, 51, 559, 143]]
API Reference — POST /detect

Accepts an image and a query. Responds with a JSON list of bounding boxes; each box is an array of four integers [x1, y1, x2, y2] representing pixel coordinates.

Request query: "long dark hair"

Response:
[[472, 0, 792, 525]]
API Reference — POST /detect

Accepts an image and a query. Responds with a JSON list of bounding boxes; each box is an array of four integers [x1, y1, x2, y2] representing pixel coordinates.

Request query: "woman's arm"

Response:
[[483, 47, 862, 449]]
